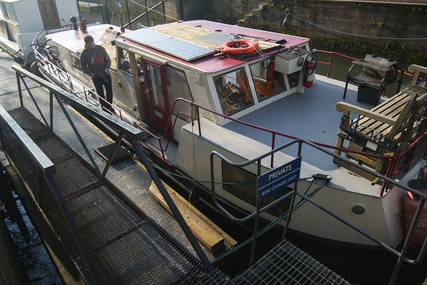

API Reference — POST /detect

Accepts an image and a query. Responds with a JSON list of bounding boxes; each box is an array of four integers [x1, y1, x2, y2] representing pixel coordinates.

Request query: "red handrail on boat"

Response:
[[315, 50, 413, 78], [146, 96, 426, 197]]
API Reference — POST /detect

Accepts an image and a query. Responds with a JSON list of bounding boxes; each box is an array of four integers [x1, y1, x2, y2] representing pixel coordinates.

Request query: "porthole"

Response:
[[351, 203, 367, 216]]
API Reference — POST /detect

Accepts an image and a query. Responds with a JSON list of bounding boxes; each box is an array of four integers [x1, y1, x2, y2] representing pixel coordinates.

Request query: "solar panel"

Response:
[[122, 29, 172, 45], [121, 29, 215, 61]]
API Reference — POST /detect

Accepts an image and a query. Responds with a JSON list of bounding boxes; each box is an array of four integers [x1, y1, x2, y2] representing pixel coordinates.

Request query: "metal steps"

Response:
[[4, 107, 351, 285], [6, 107, 210, 284], [231, 240, 351, 285]]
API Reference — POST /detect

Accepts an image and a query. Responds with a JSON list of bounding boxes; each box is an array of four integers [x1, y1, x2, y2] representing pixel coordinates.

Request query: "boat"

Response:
[[31, 19, 427, 280]]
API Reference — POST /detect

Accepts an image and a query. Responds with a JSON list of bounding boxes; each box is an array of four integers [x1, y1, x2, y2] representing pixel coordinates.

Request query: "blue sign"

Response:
[[258, 157, 301, 201]]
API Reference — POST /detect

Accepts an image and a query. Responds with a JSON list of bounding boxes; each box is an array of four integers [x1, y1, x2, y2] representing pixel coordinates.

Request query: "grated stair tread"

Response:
[[7, 107, 209, 284], [232, 240, 351, 285]]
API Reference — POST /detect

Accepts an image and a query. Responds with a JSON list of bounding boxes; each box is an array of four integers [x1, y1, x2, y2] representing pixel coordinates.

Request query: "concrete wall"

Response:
[[183, 0, 427, 52]]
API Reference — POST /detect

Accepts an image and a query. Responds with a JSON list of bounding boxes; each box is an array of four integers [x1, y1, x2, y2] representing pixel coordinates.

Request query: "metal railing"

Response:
[[151, 97, 427, 196], [209, 138, 427, 285], [315, 50, 414, 79], [0, 105, 103, 283], [32, 27, 122, 119], [3, 65, 214, 282]]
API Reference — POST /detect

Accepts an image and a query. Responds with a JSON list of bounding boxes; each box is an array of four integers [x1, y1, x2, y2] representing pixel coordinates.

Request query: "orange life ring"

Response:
[[221, 40, 258, 55]]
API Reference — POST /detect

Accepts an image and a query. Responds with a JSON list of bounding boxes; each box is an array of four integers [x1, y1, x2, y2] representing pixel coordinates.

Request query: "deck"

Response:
[[219, 75, 385, 196]]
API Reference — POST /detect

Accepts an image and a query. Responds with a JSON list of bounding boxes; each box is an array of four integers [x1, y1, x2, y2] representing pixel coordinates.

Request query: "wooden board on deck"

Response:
[[149, 181, 237, 255], [149, 22, 280, 52]]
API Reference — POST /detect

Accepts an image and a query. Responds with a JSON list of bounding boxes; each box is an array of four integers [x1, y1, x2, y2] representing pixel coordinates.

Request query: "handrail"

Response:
[[315, 50, 414, 78], [32, 28, 123, 119], [0, 104, 103, 284], [163, 98, 426, 194], [10, 64, 214, 275], [209, 138, 427, 285]]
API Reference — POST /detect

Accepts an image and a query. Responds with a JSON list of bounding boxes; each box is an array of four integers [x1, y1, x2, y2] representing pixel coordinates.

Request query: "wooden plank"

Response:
[[149, 22, 280, 52], [149, 181, 237, 255]]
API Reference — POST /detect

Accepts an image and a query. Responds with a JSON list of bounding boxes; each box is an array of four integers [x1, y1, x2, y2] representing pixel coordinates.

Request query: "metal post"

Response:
[[47, 175, 104, 284], [250, 160, 262, 266], [0, 118, 37, 200], [178, 0, 184, 20], [102, 0, 111, 24], [50, 91, 53, 132], [282, 181, 298, 240], [270, 133, 275, 168], [389, 197, 426, 285], [17, 73, 49, 127], [283, 142, 303, 239], [101, 132, 125, 179], [145, 0, 149, 26], [162, 0, 166, 23], [129, 138, 213, 271], [54, 94, 101, 175], [125, 0, 131, 29], [16, 70, 23, 106]]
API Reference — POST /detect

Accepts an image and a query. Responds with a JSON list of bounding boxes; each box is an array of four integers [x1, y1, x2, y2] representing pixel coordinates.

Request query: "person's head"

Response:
[[84, 35, 96, 50]]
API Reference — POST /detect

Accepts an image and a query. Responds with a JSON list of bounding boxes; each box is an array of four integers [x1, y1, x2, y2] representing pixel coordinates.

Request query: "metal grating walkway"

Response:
[[4, 105, 351, 285], [231, 240, 351, 285], [5, 107, 218, 284]]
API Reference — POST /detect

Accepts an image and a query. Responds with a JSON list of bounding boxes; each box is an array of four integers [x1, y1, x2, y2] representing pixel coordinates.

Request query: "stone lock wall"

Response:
[[184, 0, 427, 53]]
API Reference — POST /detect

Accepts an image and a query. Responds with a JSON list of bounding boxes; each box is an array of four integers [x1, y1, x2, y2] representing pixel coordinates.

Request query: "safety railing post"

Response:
[[389, 197, 426, 285], [270, 133, 276, 168], [53, 93, 101, 175], [327, 52, 334, 78], [282, 183, 297, 241], [16, 70, 23, 106], [101, 132, 125, 179], [250, 160, 262, 266], [50, 91, 54, 132], [129, 137, 214, 272], [196, 105, 201, 136], [46, 175, 104, 284], [16, 73, 49, 127]]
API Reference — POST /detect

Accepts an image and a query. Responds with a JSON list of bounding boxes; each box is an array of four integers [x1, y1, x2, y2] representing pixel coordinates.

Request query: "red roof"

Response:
[[49, 20, 310, 74]]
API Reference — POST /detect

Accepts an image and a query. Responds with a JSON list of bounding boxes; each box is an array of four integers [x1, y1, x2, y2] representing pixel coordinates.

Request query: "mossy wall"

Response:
[[185, 0, 427, 66]]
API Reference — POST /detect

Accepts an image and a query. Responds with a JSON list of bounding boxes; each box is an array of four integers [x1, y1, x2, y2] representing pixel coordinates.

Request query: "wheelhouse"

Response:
[[44, 20, 312, 143]]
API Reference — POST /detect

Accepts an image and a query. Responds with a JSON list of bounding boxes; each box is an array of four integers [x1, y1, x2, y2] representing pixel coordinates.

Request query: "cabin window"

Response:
[[146, 63, 165, 108], [165, 66, 193, 120], [214, 68, 254, 115], [250, 58, 286, 101], [117, 47, 131, 74]]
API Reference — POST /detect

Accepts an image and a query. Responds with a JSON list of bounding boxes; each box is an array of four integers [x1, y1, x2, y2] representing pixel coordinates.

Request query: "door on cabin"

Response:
[[143, 60, 171, 137], [37, 0, 60, 29]]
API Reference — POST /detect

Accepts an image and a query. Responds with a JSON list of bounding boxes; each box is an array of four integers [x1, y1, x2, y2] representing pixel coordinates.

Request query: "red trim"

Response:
[[221, 40, 258, 55]]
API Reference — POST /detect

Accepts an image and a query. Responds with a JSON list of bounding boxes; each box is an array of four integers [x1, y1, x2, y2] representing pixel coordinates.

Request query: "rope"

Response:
[[289, 13, 427, 41]]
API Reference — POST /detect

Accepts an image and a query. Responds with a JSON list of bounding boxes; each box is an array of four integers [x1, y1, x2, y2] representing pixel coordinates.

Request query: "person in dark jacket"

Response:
[[80, 34, 114, 112]]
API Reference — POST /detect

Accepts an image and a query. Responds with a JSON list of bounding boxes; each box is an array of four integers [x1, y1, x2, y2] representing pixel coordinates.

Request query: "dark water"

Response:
[[0, 164, 62, 284]]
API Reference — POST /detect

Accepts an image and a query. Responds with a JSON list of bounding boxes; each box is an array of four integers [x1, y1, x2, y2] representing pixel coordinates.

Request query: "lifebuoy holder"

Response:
[[221, 40, 258, 55]]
